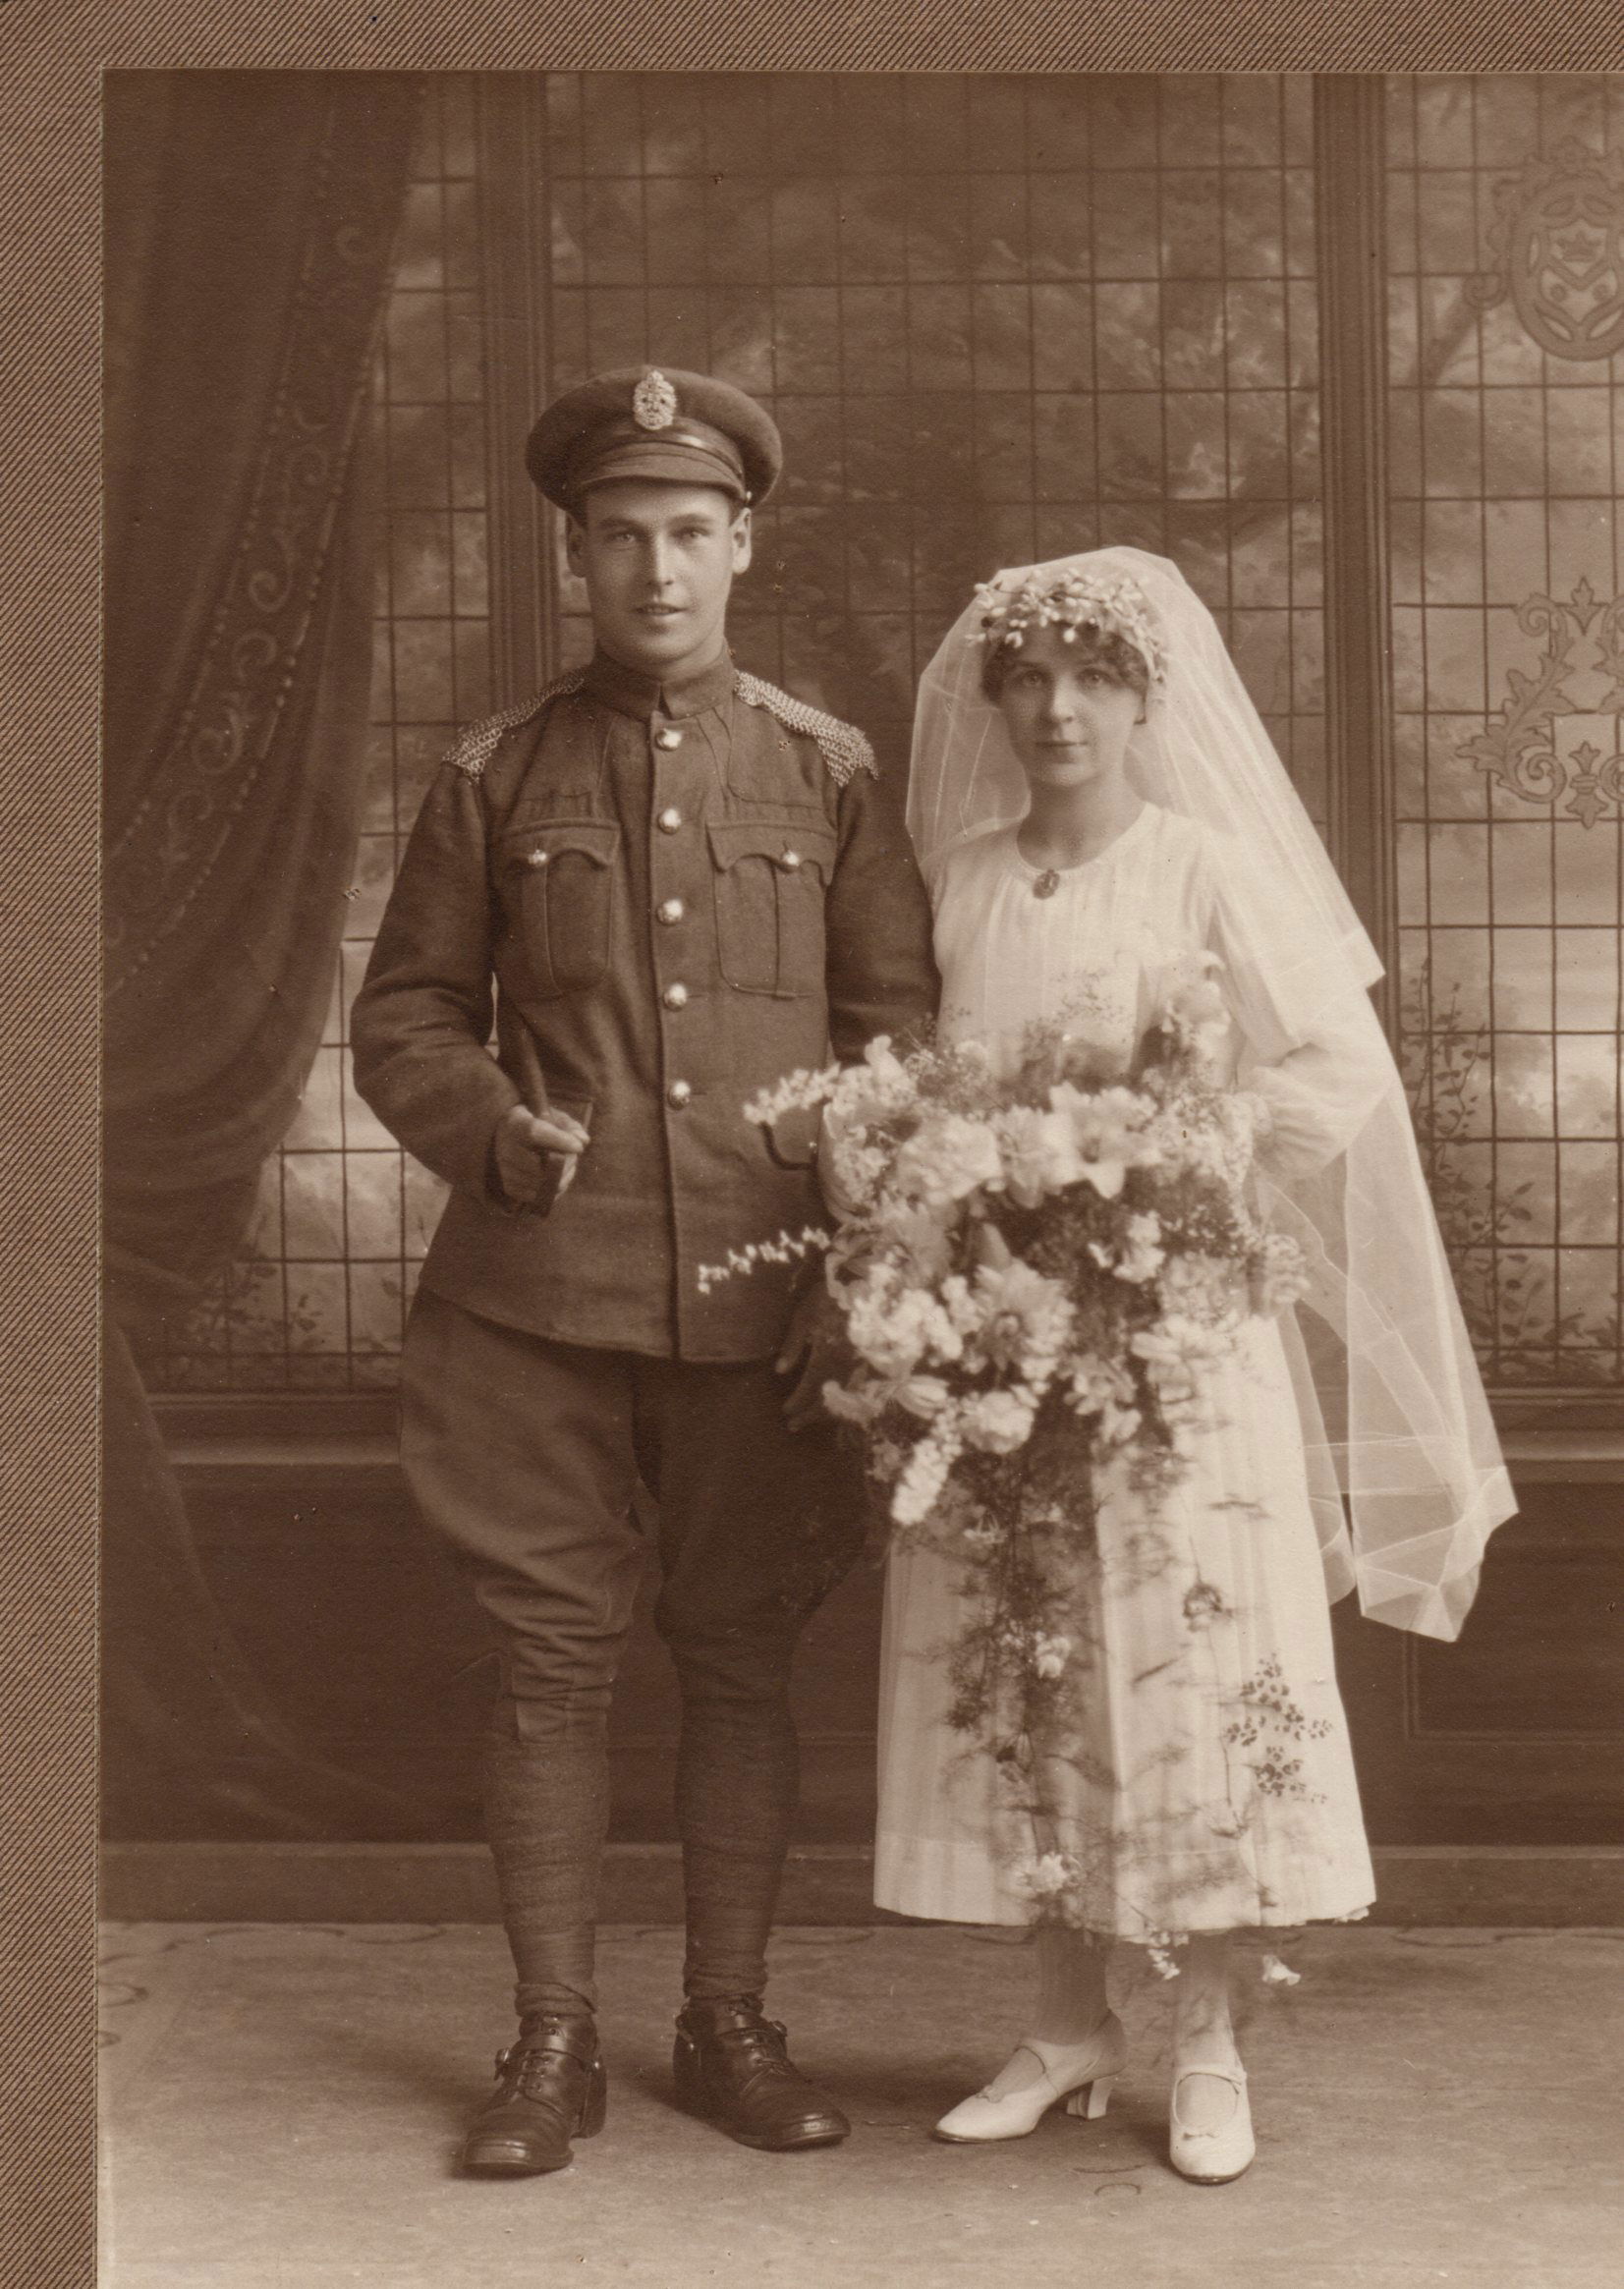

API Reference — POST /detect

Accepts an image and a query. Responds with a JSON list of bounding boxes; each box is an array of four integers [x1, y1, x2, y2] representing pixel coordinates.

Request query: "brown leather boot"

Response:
[[673, 1996, 849, 2151], [461, 2016, 606, 2176]]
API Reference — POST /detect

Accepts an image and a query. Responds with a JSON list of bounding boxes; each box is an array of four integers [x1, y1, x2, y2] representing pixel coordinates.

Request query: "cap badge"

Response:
[[632, 368, 679, 431]]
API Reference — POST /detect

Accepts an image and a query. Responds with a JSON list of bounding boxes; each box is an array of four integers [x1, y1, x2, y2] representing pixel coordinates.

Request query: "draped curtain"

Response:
[[102, 71, 422, 1836]]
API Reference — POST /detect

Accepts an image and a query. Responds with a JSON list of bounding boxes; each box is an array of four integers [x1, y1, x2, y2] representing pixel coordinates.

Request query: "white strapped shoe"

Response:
[[1168, 2059, 1255, 2183], [931, 2013, 1128, 2144]]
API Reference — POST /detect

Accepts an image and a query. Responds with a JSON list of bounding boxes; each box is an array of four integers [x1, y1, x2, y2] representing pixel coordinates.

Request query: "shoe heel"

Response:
[[1065, 2075, 1117, 2121], [577, 2056, 608, 2140]]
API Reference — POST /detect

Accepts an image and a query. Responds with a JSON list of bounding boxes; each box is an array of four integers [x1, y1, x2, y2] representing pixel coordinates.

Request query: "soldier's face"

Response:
[[567, 481, 752, 677]]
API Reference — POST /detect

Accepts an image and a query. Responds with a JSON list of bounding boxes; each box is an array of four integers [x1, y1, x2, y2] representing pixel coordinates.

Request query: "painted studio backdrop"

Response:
[[101, 72, 1624, 1873]]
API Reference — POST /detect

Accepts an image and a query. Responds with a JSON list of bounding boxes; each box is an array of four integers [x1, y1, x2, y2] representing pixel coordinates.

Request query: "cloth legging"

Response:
[[486, 1642, 802, 2020]]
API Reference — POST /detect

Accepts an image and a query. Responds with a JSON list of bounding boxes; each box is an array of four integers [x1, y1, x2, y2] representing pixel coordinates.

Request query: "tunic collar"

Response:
[[582, 647, 735, 723]]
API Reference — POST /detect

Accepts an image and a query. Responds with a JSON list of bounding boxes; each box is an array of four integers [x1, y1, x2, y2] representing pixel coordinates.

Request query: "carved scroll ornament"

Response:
[[1458, 579, 1624, 828]]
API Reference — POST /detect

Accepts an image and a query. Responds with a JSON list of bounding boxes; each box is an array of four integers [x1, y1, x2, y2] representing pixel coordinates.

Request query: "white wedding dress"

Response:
[[874, 804, 1382, 1940]]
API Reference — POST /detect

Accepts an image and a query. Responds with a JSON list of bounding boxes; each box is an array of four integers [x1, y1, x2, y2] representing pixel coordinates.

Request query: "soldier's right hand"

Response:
[[493, 1102, 589, 1209]]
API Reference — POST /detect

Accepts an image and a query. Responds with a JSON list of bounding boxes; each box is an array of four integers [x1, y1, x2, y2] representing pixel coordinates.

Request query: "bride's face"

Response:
[[995, 624, 1143, 795]]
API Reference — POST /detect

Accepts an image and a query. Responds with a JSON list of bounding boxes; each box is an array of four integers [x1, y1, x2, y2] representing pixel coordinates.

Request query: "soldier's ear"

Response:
[[564, 515, 588, 576], [730, 504, 754, 576]]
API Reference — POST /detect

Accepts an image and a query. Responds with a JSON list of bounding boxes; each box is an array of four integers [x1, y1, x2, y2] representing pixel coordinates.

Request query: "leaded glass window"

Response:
[[1388, 74, 1624, 1393]]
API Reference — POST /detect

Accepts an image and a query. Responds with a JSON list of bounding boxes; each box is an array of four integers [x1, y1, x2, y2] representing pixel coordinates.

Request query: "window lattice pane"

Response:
[[543, 71, 1328, 822], [1389, 73, 1624, 1392], [152, 70, 1329, 1389]]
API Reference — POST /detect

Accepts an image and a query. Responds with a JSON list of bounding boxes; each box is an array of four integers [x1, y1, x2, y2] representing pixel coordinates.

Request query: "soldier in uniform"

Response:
[[352, 367, 938, 2175]]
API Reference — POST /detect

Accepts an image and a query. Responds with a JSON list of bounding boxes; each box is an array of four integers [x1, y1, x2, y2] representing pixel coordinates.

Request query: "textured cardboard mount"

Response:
[[6, 8, 1624, 2285]]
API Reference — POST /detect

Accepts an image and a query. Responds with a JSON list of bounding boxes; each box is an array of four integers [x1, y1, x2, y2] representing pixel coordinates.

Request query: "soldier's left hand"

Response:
[[775, 1280, 850, 1432]]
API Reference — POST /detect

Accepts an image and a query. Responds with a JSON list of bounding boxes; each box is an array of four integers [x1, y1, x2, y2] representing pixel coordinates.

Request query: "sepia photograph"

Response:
[[86, 56, 1623, 2287]]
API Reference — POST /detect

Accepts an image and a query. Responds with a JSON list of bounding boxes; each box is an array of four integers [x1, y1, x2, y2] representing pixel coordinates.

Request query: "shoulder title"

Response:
[[445, 669, 588, 783], [733, 670, 876, 787]]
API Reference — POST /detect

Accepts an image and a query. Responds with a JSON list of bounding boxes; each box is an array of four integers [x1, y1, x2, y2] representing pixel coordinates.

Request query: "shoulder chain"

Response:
[[732, 670, 876, 787], [445, 669, 589, 782]]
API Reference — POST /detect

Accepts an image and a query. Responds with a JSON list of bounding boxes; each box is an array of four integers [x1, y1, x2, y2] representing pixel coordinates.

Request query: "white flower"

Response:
[[868, 1435, 908, 1482], [938, 1272, 983, 1338], [959, 1385, 1037, 1455], [1161, 954, 1231, 1063], [1096, 1397, 1144, 1449], [743, 1062, 840, 1129], [827, 1033, 918, 1130], [1144, 1085, 1252, 1185], [1066, 1352, 1136, 1418], [1131, 1312, 1231, 1382], [1260, 1952, 1302, 1987], [843, 1265, 965, 1379], [1012, 1851, 1082, 1903], [819, 1376, 888, 1425], [1249, 1231, 1310, 1314], [1048, 1083, 1159, 1199], [820, 1127, 889, 1217], [1146, 1932, 1187, 1981], [1089, 1208, 1165, 1285], [1156, 1252, 1244, 1331], [992, 1103, 1085, 1207], [1033, 1633, 1073, 1680], [971, 1220, 1014, 1271], [891, 1426, 960, 1527], [896, 1373, 951, 1420], [891, 1112, 1004, 1208], [966, 1258, 1075, 1379]]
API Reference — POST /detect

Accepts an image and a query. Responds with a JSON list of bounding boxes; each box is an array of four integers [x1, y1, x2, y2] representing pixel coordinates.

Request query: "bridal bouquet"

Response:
[[719, 959, 1310, 1771]]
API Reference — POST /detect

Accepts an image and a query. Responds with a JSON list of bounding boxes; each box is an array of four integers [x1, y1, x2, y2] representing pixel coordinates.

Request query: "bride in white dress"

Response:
[[873, 551, 1513, 2181]]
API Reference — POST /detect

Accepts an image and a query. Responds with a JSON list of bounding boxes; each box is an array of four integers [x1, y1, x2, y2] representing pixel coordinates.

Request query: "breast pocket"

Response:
[[707, 820, 837, 997], [502, 820, 621, 999]]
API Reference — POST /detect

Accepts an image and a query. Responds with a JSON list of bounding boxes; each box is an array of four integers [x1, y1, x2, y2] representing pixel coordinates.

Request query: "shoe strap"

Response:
[[1014, 2018, 1124, 2094], [1172, 2058, 1246, 2090], [499, 2019, 597, 2074], [1170, 2060, 1248, 2130], [683, 1999, 786, 2041], [684, 2005, 798, 2084]]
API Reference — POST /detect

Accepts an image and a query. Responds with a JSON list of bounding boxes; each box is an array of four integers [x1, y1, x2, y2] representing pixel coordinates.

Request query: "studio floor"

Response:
[[98, 1921, 1620, 2289]]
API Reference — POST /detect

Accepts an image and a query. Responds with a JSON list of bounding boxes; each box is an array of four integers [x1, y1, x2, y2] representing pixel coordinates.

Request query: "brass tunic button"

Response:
[[657, 806, 684, 833], [666, 1080, 693, 1108], [657, 898, 685, 925], [654, 726, 683, 750], [526, 847, 550, 869], [662, 982, 690, 1010], [780, 848, 802, 871]]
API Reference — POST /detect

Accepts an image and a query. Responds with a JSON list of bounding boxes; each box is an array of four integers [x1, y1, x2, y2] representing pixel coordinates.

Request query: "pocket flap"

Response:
[[503, 819, 622, 870], [706, 820, 837, 878]]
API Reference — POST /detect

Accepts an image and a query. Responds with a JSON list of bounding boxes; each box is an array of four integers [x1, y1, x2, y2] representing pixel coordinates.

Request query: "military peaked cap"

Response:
[[526, 366, 783, 513]]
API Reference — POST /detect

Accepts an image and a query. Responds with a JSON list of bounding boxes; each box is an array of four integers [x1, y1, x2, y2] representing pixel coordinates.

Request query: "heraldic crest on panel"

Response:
[[1469, 139, 1624, 363]]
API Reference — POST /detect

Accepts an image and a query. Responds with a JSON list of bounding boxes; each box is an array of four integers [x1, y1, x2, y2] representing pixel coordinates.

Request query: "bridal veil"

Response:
[[906, 546, 1515, 1642]]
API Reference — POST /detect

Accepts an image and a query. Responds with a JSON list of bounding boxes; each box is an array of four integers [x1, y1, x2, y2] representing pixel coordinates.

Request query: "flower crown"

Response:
[[971, 567, 1167, 684]]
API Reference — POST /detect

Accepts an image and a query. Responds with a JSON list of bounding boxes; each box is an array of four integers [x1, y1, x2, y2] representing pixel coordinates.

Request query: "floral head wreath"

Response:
[[971, 565, 1168, 686]]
